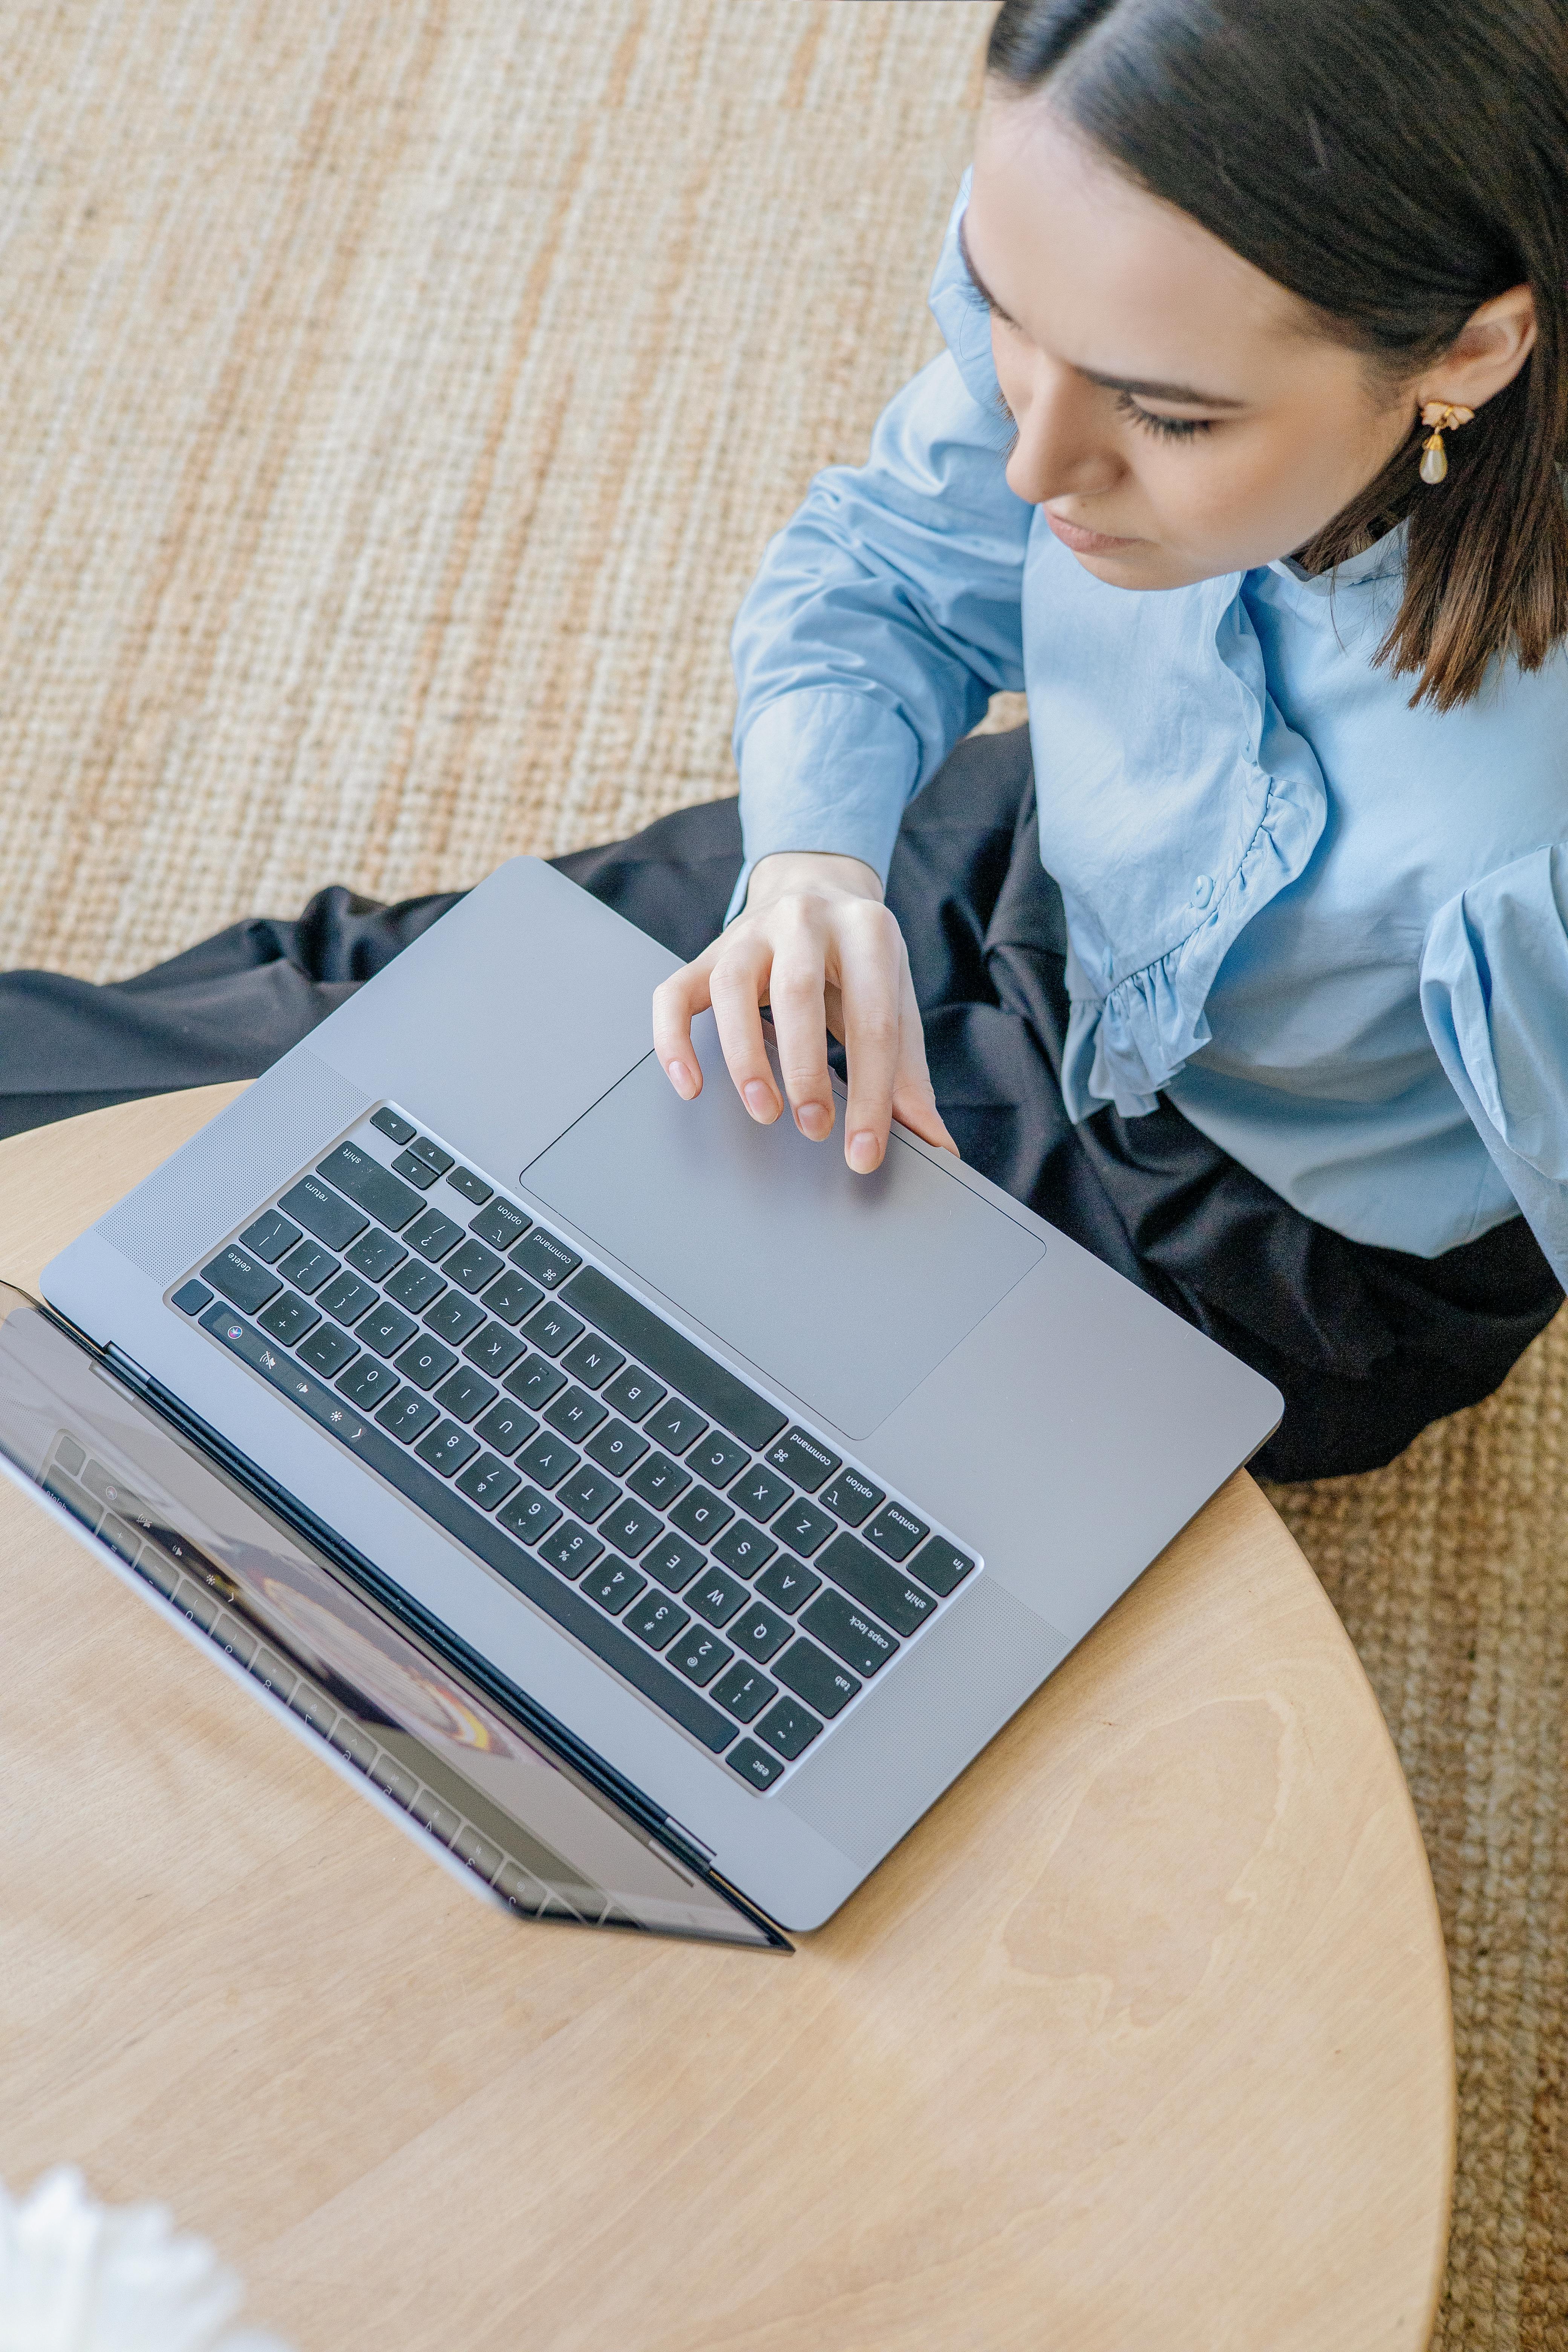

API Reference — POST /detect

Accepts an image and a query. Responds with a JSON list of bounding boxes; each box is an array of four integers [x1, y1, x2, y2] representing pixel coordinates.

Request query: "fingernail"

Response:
[[743, 1080, 778, 1121], [666, 1059, 696, 1100], [795, 1101, 832, 1141], [848, 1130, 881, 1174]]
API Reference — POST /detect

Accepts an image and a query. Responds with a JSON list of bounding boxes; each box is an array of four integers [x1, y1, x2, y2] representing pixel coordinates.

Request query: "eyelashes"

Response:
[[1113, 390, 1213, 442]]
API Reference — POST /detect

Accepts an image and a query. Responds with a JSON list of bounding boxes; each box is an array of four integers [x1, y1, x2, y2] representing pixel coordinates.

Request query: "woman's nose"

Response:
[[1004, 371, 1119, 507]]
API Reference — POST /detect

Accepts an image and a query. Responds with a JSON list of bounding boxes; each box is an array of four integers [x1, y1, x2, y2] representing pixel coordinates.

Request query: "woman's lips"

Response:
[[1045, 510, 1140, 555]]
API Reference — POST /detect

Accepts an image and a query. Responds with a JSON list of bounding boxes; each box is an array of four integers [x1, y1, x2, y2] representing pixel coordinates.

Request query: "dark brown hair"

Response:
[[987, 0, 1568, 707]]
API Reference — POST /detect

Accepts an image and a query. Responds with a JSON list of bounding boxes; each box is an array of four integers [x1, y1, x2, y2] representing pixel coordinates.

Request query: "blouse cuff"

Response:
[[727, 688, 923, 922]]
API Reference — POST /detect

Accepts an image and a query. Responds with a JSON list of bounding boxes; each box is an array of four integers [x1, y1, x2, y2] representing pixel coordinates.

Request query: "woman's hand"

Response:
[[651, 850, 957, 1174]]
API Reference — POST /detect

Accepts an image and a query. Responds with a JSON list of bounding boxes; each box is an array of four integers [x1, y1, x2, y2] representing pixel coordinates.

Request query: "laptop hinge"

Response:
[[662, 1816, 717, 1867]]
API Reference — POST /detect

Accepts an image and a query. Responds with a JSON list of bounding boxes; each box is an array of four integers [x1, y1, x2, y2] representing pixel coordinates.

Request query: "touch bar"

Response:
[[562, 1265, 787, 1453], [200, 1306, 736, 1754]]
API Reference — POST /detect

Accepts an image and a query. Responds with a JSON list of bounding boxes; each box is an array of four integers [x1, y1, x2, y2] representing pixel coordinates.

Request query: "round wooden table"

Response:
[[0, 1087, 1453, 2350]]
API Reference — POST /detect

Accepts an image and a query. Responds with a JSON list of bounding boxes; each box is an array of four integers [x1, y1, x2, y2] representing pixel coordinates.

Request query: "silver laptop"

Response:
[[16, 857, 1279, 1944]]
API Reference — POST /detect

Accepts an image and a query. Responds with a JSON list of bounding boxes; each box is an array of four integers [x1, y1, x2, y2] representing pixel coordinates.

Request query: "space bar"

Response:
[[201, 1308, 736, 1754]]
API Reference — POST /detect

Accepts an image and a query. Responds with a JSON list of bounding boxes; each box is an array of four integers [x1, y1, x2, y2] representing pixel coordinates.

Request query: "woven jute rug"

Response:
[[3, 4, 1563, 2340]]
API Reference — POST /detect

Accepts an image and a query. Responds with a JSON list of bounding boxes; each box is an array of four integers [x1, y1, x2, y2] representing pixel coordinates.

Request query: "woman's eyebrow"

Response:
[[957, 211, 1248, 411]]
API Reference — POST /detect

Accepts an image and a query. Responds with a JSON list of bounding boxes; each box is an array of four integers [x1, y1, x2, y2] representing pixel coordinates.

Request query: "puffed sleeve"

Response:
[[728, 171, 1031, 916], [1421, 843, 1568, 1282]]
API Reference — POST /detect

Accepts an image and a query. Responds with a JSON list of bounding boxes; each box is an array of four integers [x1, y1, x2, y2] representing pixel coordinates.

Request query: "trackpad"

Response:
[[522, 1029, 1043, 1439]]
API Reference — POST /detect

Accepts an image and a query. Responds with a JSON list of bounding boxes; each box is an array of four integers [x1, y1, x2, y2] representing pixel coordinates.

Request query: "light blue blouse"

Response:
[[731, 175, 1568, 1282]]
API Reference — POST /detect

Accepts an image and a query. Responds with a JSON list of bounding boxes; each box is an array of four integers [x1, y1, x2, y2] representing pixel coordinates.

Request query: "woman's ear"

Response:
[[1419, 283, 1538, 415]]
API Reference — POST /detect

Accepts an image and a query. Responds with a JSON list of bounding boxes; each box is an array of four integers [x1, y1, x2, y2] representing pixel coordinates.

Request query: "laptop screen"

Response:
[[0, 1287, 783, 1949]]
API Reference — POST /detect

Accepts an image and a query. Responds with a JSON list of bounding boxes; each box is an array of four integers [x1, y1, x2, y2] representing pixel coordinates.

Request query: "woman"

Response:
[[10, 0, 1568, 1482]]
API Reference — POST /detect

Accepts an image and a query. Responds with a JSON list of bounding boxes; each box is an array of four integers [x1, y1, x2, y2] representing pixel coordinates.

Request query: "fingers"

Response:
[[651, 954, 714, 1102], [767, 909, 835, 1142], [836, 901, 905, 1173], [890, 957, 958, 1154], [709, 934, 784, 1124]]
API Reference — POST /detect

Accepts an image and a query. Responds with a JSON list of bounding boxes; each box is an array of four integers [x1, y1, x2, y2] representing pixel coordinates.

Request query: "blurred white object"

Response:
[[0, 2170, 291, 2352]]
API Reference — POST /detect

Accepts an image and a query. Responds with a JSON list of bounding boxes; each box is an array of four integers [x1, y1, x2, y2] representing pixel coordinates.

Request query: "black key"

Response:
[[371, 1106, 416, 1146], [317, 1140, 425, 1230], [407, 1135, 453, 1175], [434, 1366, 498, 1423], [424, 1290, 485, 1344], [818, 1529, 936, 1638], [908, 1536, 977, 1597], [625, 1591, 690, 1652], [376, 1388, 442, 1445], [545, 1384, 608, 1443], [171, 1279, 213, 1316], [240, 1207, 302, 1263], [755, 1694, 824, 1759], [317, 1269, 377, 1326], [455, 1453, 520, 1511], [774, 1637, 861, 1719], [394, 1334, 458, 1390], [298, 1322, 357, 1379], [774, 1496, 836, 1558], [470, 1197, 532, 1251], [445, 1236, 504, 1294], [603, 1366, 668, 1422], [256, 1289, 319, 1348], [562, 1334, 626, 1390], [523, 1300, 585, 1357], [601, 1498, 663, 1558], [279, 1173, 367, 1250], [820, 1466, 884, 1528], [414, 1419, 481, 1478], [496, 1485, 561, 1546], [473, 1398, 538, 1456], [516, 1430, 580, 1488], [384, 1258, 446, 1313], [511, 1227, 582, 1289], [711, 1517, 777, 1580], [866, 1502, 929, 1564], [463, 1320, 526, 1378], [713, 1661, 779, 1722], [202, 1243, 282, 1316], [644, 1533, 706, 1593], [729, 1462, 793, 1522], [564, 1265, 787, 1449], [800, 1586, 897, 1677], [686, 1432, 751, 1490], [558, 1465, 622, 1521], [688, 1567, 749, 1628], [580, 1557, 646, 1615], [392, 1149, 438, 1190], [281, 1239, 340, 1294], [585, 1417, 648, 1478], [537, 1519, 603, 1579], [359, 1302, 419, 1357], [669, 1485, 733, 1545], [444, 1165, 492, 1205], [645, 1398, 708, 1455], [479, 1268, 544, 1327], [626, 1449, 689, 1510], [344, 1226, 405, 1282], [726, 1737, 785, 1789], [669, 1627, 734, 1688], [763, 1427, 840, 1493], [504, 1353, 567, 1412], [205, 1327, 734, 1753], [337, 1355, 400, 1407], [406, 1206, 464, 1261], [755, 1556, 822, 1615]]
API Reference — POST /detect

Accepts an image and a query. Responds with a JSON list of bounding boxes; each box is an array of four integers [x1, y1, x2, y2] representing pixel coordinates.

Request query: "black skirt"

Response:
[[3, 726, 1556, 1482]]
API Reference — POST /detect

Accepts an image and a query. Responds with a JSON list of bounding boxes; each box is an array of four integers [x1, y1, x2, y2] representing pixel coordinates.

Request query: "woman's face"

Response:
[[965, 93, 1417, 586]]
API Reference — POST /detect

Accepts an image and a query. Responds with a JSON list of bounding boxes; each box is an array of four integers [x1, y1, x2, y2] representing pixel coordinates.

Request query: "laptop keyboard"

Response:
[[166, 1105, 979, 1793]]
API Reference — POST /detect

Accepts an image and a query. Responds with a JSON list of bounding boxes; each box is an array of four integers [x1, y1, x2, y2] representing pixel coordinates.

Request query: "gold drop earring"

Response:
[[1418, 400, 1475, 485]]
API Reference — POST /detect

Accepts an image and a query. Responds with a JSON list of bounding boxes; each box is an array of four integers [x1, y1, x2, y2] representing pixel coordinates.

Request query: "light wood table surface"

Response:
[[0, 1085, 1453, 2351]]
